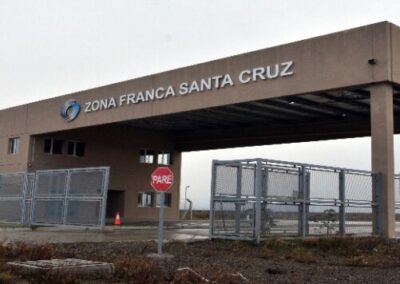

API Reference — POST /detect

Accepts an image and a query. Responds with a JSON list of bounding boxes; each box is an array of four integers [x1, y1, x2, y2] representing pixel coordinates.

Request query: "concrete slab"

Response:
[[146, 253, 174, 260], [8, 258, 114, 279]]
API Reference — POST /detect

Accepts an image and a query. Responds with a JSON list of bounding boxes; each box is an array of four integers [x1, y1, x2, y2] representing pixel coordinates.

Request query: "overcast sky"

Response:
[[1, 0, 400, 209]]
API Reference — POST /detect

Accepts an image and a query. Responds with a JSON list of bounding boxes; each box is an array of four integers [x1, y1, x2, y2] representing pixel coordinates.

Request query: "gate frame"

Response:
[[209, 158, 382, 242], [30, 166, 110, 229]]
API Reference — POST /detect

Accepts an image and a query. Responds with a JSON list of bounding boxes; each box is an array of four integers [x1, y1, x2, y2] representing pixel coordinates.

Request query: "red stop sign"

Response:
[[151, 167, 174, 192]]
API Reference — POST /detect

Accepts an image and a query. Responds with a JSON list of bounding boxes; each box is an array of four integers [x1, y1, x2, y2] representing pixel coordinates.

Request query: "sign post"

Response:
[[157, 192, 165, 255], [150, 167, 174, 256]]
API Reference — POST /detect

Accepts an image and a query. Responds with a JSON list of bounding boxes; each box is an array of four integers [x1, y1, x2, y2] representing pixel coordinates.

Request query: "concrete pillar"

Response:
[[370, 83, 395, 238]]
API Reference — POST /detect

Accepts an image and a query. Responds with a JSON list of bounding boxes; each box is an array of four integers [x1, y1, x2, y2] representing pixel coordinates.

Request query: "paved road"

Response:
[[0, 226, 209, 244]]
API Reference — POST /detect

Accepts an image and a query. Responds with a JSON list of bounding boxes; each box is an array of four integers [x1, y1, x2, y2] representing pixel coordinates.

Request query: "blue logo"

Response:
[[60, 100, 81, 122]]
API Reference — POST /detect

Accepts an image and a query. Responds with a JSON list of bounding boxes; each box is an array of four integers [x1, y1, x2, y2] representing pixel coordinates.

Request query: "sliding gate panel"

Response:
[[0, 173, 27, 223], [31, 167, 109, 228], [210, 159, 378, 241]]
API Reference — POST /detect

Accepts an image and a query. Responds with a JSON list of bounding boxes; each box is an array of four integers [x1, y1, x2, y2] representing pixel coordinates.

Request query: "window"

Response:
[[156, 193, 172, 207], [68, 141, 85, 157], [44, 138, 63, 155], [137, 192, 153, 207], [139, 149, 155, 164], [8, 137, 20, 155], [157, 152, 172, 165]]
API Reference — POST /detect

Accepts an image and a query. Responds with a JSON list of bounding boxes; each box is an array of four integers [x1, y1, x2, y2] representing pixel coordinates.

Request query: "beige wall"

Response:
[[0, 105, 30, 172], [28, 124, 181, 222]]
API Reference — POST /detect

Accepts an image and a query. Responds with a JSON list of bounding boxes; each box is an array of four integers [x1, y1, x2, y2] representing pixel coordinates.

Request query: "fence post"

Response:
[[62, 170, 72, 225], [373, 173, 382, 235], [305, 170, 310, 236], [339, 170, 346, 235], [255, 159, 262, 243], [100, 167, 110, 229], [261, 167, 269, 235], [21, 173, 28, 225], [209, 160, 217, 239], [235, 165, 242, 235], [298, 166, 306, 237]]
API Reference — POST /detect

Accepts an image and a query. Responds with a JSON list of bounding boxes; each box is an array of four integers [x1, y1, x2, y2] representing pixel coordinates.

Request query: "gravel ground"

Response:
[[2, 237, 400, 283]]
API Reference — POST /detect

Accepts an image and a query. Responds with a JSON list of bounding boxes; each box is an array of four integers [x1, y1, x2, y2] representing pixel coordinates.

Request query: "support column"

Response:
[[370, 83, 395, 238]]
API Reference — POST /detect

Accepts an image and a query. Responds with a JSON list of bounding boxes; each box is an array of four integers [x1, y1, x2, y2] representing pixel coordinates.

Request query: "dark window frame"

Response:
[[157, 151, 172, 165], [8, 137, 20, 155], [139, 149, 155, 164], [43, 138, 64, 155], [137, 192, 153, 207], [67, 141, 86, 157], [156, 193, 172, 208]]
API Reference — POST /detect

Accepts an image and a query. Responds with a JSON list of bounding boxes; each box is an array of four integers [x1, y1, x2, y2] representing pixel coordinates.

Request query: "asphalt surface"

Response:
[[0, 222, 209, 244]]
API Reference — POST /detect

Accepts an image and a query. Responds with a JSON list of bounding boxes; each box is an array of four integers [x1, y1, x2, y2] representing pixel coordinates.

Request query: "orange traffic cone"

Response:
[[114, 212, 121, 225]]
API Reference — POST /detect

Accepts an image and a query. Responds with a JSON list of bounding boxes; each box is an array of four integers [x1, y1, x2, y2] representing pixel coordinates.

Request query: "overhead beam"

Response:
[[317, 92, 370, 110], [291, 96, 366, 119], [175, 119, 372, 151]]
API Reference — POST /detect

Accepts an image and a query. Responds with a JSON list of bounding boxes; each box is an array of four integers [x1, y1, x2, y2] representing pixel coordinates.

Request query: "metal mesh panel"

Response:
[[309, 205, 339, 235], [66, 200, 102, 225], [394, 176, 400, 233], [36, 172, 67, 196], [241, 166, 255, 196], [215, 165, 238, 196], [0, 200, 22, 222], [345, 173, 372, 202], [0, 167, 108, 227], [25, 173, 35, 199], [346, 205, 373, 236], [266, 168, 299, 199], [23, 200, 31, 225], [69, 170, 105, 196], [263, 203, 299, 236], [309, 169, 339, 200], [210, 159, 379, 241], [212, 201, 255, 238], [32, 199, 64, 224], [0, 174, 24, 197], [31, 167, 109, 228]]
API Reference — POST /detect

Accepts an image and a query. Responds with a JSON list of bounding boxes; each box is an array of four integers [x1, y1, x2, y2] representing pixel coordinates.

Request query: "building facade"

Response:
[[1, 22, 400, 234]]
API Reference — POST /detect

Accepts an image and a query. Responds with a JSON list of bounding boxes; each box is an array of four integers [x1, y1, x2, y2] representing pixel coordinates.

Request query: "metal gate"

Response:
[[0, 172, 30, 224], [210, 159, 380, 242], [0, 167, 109, 228]]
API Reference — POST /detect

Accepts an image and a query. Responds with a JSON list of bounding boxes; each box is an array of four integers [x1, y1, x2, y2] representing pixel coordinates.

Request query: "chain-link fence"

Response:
[[210, 159, 379, 242], [0, 167, 109, 228]]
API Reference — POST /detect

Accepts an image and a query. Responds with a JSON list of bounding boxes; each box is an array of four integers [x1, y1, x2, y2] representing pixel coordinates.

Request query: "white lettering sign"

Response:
[[82, 60, 294, 113]]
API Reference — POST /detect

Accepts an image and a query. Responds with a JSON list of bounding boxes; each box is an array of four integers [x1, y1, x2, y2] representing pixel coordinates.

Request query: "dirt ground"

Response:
[[1, 237, 400, 283]]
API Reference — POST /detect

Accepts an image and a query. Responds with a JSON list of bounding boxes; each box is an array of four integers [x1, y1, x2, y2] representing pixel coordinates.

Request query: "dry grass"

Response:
[[284, 247, 319, 264], [1, 237, 400, 283], [113, 255, 168, 283]]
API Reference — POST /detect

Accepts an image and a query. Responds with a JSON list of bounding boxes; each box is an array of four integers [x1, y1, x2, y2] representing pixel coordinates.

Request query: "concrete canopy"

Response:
[[122, 88, 400, 151]]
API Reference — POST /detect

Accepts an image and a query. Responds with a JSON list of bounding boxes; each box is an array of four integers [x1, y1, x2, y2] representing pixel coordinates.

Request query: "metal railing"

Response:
[[210, 159, 380, 242]]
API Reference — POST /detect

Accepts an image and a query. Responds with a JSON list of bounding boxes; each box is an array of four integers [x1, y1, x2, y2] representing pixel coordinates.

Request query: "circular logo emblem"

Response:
[[60, 100, 81, 122]]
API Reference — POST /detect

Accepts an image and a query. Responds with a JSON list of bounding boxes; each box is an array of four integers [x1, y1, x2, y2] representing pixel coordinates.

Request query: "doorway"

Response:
[[106, 190, 125, 218]]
